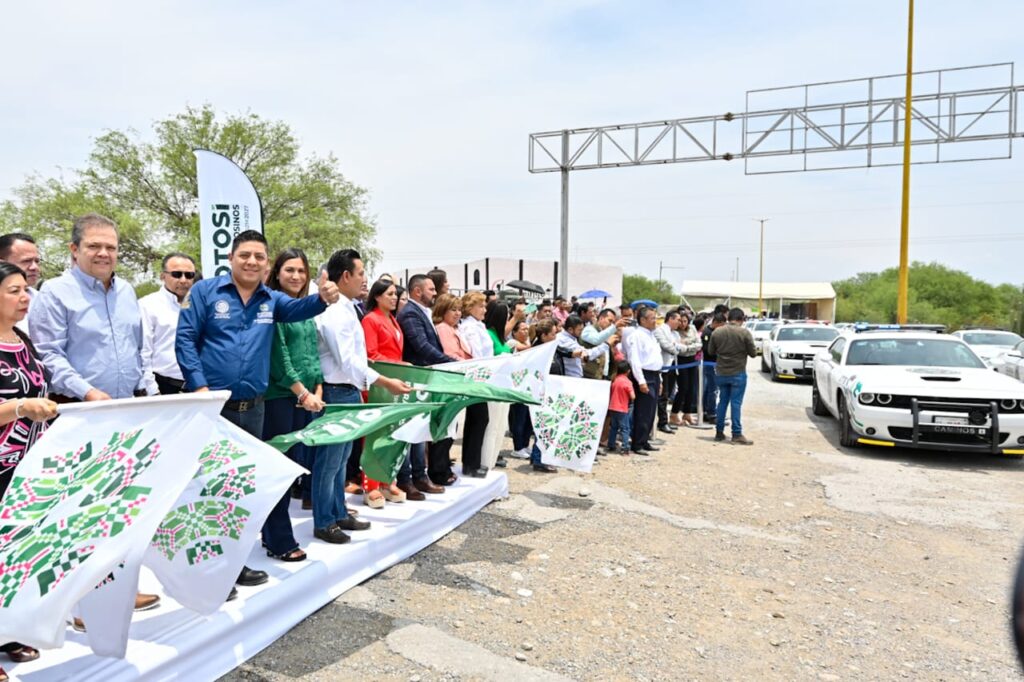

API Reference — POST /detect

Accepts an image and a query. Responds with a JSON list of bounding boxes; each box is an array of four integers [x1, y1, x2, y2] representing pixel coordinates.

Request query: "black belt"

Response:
[[155, 374, 186, 389], [323, 382, 360, 391], [643, 370, 661, 378], [223, 396, 264, 412]]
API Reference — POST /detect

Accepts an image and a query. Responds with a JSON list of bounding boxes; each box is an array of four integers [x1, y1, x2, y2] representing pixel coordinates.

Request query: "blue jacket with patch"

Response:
[[175, 275, 327, 399]]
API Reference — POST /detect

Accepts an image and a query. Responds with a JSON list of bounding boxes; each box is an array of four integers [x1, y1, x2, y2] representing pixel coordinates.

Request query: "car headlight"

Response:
[[876, 394, 893, 406], [859, 393, 876, 405], [1000, 399, 1017, 411], [779, 352, 789, 359]]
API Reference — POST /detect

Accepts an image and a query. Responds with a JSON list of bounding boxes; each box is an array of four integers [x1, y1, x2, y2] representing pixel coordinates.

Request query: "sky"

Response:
[[1, 0, 1023, 290]]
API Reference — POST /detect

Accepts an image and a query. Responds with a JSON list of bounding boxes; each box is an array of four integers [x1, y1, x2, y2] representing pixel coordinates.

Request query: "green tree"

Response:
[[0, 105, 377, 282], [622, 274, 677, 305], [834, 261, 1024, 331]]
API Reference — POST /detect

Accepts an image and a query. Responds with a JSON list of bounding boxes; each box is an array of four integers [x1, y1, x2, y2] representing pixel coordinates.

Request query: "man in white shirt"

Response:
[[627, 307, 663, 453], [0, 233, 42, 333], [140, 252, 196, 395], [315, 249, 409, 544]]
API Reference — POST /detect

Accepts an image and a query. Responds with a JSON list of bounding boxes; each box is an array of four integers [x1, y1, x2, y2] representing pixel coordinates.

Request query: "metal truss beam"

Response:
[[529, 63, 1021, 176]]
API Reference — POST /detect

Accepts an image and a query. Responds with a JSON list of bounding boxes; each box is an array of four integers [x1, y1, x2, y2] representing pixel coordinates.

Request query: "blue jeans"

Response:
[[260, 397, 311, 556], [608, 409, 632, 450], [397, 442, 426, 485], [715, 372, 747, 436], [530, 443, 542, 466], [314, 385, 360, 530], [703, 364, 718, 416], [221, 401, 265, 439], [508, 403, 533, 451]]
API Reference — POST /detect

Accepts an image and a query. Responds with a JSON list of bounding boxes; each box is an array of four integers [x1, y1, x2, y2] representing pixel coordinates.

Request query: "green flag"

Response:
[[265, 402, 444, 453], [360, 362, 539, 482]]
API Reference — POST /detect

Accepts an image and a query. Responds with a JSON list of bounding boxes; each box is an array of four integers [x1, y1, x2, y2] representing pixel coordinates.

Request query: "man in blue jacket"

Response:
[[397, 274, 459, 486], [176, 230, 339, 593]]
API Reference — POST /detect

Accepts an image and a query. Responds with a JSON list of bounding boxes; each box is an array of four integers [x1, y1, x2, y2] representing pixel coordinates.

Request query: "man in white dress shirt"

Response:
[[627, 307, 663, 454], [140, 252, 196, 395], [314, 249, 410, 544], [0, 233, 41, 333]]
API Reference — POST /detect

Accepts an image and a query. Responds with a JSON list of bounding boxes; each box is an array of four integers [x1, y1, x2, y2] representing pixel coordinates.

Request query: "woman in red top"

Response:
[[361, 279, 406, 506]]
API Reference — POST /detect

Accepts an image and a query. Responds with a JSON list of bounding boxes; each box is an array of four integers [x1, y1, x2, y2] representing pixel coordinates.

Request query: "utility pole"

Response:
[[659, 260, 686, 300], [735, 257, 739, 282], [755, 218, 769, 314], [896, 0, 915, 324], [559, 130, 570, 298]]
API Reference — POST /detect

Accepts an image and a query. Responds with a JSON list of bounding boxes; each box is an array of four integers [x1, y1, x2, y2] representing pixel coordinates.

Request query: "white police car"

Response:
[[811, 325, 1024, 456], [761, 323, 839, 381], [950, 328, 1022, 367]]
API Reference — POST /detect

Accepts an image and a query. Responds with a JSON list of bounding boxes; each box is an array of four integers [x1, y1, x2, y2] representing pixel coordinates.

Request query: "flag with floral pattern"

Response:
[[530, 375, 609, 473]]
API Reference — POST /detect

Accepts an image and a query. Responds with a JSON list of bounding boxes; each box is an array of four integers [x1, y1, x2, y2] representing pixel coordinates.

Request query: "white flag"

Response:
[[0, 393, 228, 651], [531, 375, 609, 473], [144, 417, 304, 615], [195, 149, 263, 279]]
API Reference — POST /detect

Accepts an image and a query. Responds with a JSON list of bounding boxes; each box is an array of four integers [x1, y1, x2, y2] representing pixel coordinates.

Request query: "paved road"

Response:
[[224, 358, 1024, 681]]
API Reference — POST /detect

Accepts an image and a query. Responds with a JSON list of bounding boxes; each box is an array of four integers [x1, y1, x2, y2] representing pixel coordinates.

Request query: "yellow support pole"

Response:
[[896, 0, 914, 324]]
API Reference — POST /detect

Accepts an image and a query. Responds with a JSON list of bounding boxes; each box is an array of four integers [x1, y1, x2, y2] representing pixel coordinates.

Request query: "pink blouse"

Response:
[[436, 323, 472, 361]]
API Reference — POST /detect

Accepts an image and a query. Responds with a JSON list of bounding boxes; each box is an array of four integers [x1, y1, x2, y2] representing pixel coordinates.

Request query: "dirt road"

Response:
[[225, 358, 1024, 680]]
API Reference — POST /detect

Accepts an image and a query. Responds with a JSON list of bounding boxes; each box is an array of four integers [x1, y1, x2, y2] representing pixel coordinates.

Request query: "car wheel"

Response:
[[837, 394, 857, 448], [770, 355, 780, 382], [811, 377, 829, 416], [761, 353, 769, 373]]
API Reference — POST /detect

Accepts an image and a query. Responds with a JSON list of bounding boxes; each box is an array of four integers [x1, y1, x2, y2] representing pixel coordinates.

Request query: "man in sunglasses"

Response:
[[140, 252, 197, 395]]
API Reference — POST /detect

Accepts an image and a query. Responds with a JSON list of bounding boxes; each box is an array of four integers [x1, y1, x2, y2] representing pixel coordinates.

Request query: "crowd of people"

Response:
[[0, 213, 758, 680]]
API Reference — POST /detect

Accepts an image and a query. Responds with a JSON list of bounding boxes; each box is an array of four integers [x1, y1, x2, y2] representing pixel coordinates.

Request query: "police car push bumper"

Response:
[[848, 397, 1024, 455]]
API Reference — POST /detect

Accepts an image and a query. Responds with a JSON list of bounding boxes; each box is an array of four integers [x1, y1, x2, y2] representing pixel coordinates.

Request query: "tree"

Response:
[[833, 261, 1024, 331], [622, 274, 677, 305], [0, 105, 377, 282]]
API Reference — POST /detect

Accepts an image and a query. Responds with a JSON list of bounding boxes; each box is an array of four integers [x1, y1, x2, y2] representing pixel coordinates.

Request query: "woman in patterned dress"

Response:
[[0, 262, 59, 682]]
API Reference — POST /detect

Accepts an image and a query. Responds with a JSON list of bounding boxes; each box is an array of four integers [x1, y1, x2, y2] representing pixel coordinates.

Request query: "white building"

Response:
[[395, 258, 623, 307], [680, 280, 836, 321]]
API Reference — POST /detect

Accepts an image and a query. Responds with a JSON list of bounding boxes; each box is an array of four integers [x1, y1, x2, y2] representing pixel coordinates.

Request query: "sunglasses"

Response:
[[165, 271, 196, 280]]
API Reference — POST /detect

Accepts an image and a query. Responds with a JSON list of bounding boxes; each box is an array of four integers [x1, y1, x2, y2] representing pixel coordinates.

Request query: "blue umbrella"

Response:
[[630, 299, 658, 309], [578, 288, 612, 299]]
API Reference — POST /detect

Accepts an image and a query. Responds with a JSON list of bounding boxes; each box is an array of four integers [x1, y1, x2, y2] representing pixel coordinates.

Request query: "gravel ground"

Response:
[[223, 358, 1024, 681]]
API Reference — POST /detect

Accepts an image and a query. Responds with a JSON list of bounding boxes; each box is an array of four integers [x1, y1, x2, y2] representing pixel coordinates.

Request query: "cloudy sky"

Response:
[[2, 1, 1022, 288]]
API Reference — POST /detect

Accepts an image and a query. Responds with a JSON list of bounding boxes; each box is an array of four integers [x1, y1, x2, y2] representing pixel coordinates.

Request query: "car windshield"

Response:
[[962, 331, 1022, 347], [846, 338, 985, 368], [777, 327, 838, 342], [754, 322, 779, 331]]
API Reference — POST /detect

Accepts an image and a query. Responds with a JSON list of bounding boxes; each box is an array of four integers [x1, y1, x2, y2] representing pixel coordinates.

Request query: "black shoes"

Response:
[[314, 525, 351, 544], [531, 463, 557, 473], [494, 456, 507, 468], [227, 587, 238, 602], [237, 565, 269, 587], [464, 467, 489, 478], [657, 425, 674, 434], [714, 431, 727, 442], [335, 516, 371, 531], [642, 444, 659, 452]]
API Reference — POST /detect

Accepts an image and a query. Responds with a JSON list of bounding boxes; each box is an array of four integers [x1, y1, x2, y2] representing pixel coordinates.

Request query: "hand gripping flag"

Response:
[[362, 363, 538, 482], [265, 402, 446, 453]]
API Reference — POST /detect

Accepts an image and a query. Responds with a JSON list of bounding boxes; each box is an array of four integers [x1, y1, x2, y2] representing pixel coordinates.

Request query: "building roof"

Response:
[[680, 280, 836, 300]]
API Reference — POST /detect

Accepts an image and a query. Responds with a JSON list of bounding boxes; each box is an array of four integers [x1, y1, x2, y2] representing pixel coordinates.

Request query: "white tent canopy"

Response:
[[680, 280, 835, 301]]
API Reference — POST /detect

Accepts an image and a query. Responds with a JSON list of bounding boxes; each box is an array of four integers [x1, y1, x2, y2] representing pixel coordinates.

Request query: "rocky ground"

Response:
[[223, 358, 1024, 681]]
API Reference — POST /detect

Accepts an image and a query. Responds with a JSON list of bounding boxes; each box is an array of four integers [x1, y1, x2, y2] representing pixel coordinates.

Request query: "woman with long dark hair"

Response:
[[362, 278, 430, 504], [670, 312, 702, 426], [0, 262, 58, 681], [262, 248, 324, 561]]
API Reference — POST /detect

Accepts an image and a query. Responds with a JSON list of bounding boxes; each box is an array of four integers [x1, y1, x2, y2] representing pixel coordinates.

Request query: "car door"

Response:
[[818, 337, 846, 413]]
